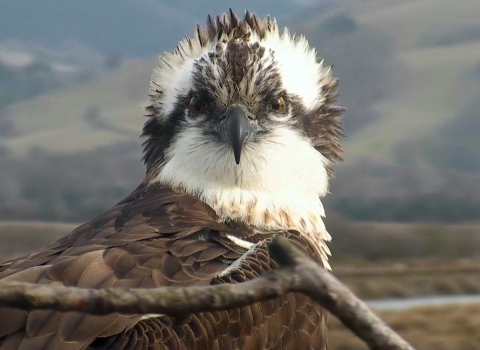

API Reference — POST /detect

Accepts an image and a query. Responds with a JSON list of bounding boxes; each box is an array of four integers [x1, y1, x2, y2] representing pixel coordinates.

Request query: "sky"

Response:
[[0, 1, 308, 57]]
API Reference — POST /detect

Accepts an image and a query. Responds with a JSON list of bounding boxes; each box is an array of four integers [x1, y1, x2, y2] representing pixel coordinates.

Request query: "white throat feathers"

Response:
[[158, 125, 332, 267]]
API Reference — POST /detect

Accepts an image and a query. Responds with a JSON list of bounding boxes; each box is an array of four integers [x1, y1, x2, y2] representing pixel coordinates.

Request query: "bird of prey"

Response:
[[0, 9, 343, 350]]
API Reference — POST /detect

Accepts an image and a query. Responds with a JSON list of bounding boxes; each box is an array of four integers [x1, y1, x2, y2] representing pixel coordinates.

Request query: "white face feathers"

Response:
[[142, 11, 343, 267]]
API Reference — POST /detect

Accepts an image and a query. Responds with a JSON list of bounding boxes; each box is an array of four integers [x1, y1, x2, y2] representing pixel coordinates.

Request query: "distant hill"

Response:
[[290, 0, 480, 221], [1, 0, 479, 222], [2, 58, 154, 155]]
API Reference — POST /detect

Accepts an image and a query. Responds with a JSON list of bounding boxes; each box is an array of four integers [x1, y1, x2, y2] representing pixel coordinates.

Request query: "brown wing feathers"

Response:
[[0, 184, 326, 350]]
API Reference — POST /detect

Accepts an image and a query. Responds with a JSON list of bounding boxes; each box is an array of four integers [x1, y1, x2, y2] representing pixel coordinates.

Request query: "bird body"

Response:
[[0, 10, 343, 350]]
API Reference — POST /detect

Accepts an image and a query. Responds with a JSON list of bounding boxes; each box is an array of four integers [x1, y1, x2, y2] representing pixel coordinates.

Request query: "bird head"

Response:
[[142, 10, 344, 251]]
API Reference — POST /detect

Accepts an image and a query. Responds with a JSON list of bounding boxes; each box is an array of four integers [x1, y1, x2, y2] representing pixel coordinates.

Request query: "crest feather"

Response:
[[147, 10, 281, 120]]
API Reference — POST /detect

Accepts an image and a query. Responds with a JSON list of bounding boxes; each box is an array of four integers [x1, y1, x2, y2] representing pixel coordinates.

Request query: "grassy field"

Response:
[[326, 216, 480, 264], [329, 303, 480, 350], [325, 216, 480, 299], [335, 260, 480, 299], [0, 220, 76, 262]]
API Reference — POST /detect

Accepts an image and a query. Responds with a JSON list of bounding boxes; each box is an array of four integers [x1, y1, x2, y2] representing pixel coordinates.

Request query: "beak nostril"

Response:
[[219, 115, 227, 125], [247, 115, 254, 121]]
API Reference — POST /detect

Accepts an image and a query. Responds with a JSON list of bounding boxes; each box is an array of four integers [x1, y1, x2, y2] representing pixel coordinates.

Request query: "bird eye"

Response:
[[271, 97, 287, 113], [189, 96, 204, 115]]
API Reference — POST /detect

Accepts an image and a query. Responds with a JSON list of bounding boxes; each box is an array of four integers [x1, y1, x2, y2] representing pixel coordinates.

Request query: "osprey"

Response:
[[0, 10, 343, 350]]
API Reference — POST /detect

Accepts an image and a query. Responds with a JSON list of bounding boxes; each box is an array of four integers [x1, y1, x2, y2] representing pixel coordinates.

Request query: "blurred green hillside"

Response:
[[0, 0, 479, 223]]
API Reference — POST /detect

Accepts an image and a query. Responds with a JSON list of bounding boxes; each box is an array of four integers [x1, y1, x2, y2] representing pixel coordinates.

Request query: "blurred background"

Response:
[[1, 1, 479, 349]]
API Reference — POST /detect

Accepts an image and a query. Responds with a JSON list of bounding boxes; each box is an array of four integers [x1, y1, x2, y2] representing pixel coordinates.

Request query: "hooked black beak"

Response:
[[222, 105, 253, 165]]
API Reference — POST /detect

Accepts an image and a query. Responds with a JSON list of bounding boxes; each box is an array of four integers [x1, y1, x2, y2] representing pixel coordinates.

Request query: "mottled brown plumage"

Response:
[[0, 184, 326, 350]]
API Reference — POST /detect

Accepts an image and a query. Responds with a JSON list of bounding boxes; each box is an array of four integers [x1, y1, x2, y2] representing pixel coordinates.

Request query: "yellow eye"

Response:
[[189, 96, 204, 115], [271, 96, 287, 113]]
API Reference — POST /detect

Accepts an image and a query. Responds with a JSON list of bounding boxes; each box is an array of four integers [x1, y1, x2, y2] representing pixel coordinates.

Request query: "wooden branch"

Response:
[[0, 237, 415, 350]]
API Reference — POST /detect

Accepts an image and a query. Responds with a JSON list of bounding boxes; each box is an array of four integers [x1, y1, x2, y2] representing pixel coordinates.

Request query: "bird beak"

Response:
[[222, 105, 253, 165]]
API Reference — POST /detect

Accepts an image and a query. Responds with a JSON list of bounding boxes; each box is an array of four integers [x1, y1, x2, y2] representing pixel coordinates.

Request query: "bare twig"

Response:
[[0, 237, 415, 350]]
